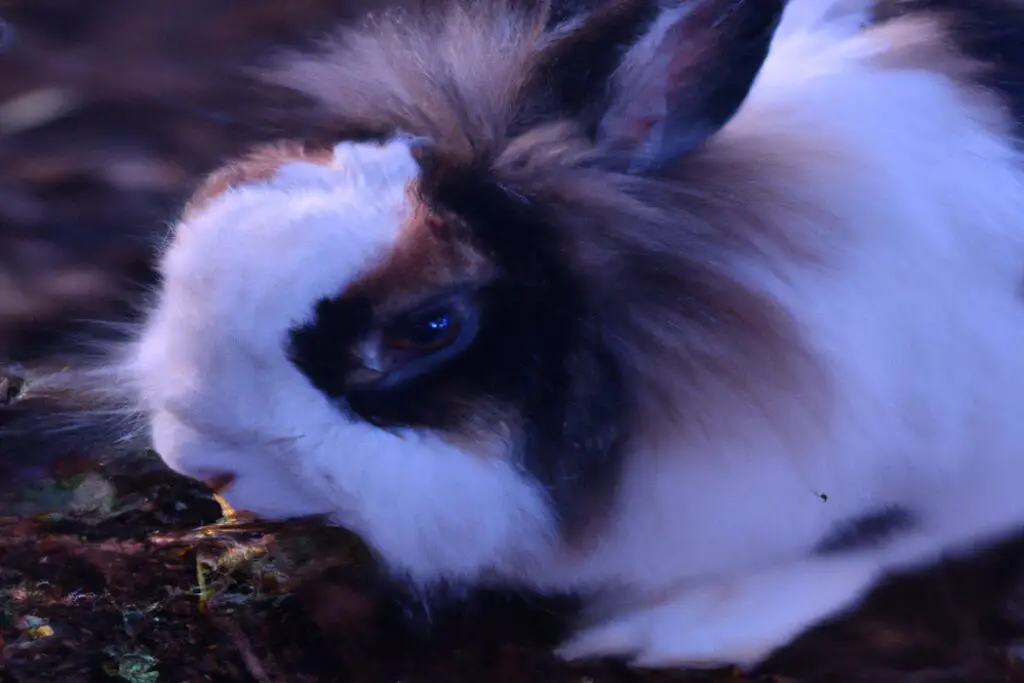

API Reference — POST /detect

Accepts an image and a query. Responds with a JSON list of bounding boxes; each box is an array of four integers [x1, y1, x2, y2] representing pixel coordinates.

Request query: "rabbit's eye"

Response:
[[382, 308, 463, 353], [351, 290, 481, 389]]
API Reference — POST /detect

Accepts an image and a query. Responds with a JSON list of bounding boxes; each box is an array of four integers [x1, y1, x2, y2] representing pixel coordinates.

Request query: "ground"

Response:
[[3, 434, 1024, 683], [4, 2, 1024, 682], [2, 441, 1024, 683]]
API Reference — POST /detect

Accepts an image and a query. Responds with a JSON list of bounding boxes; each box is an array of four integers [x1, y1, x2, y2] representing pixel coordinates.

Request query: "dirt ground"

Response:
[[3, 422, 1024, 683], [4, 2, 1024, 682]]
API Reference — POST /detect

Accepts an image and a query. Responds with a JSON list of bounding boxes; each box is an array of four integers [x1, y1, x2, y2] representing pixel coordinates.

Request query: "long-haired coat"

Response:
[[4, 0, 1024, 670]]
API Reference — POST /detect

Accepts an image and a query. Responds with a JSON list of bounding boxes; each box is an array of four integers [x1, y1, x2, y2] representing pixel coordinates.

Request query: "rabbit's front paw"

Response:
[[557, 555, 882, 670]]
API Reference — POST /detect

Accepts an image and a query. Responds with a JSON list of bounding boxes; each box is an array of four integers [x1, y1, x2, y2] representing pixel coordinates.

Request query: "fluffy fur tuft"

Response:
[[7, 0, 1024, 671]]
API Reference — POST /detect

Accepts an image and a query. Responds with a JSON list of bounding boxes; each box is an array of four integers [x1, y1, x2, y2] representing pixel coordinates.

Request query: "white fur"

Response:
[[124, 0, 1024, 670]]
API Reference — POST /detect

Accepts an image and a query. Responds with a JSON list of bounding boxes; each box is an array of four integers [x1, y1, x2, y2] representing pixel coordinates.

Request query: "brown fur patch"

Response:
[[435, 401, 524, 461], [345, 194, 497, 314], [866, 16, 975, 76], [865, 16, 1010, 134], [181, 140, 334, 222]]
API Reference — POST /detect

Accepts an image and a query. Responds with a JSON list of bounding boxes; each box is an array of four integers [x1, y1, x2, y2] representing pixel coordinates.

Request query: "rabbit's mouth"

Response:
[[205, 485, 341, 532], [203, 471, 236, 495]]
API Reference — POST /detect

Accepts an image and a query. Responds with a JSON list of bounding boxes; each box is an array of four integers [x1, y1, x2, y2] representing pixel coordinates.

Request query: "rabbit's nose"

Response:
[[202, 471, 237, 494]]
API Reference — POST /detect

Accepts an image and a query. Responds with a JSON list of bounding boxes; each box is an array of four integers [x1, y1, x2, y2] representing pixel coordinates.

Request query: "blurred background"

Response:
[[0, 0, 383, 364]]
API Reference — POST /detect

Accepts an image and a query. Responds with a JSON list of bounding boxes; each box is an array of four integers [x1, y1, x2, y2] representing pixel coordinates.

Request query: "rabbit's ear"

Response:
[[600, 0, 787, 172], [524, 0, 664, 131], [535, 0, 787, 172]]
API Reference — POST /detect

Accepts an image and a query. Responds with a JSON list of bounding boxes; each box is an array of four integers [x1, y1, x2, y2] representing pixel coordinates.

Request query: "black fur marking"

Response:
[[288, 296, 375, 402], [814, 506, 917, 555], [872, 0, 1024, 139], [422, 166, 632, 541], [287, 166, 631, 542]]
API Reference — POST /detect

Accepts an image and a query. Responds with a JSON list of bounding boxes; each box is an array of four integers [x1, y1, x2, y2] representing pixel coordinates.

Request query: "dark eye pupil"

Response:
[[383, 308, 462, 352], [410, 314, 450, 343]]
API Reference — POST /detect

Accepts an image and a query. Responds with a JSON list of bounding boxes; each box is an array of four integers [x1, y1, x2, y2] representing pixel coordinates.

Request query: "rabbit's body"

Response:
[[7, 0, 1024, 670]]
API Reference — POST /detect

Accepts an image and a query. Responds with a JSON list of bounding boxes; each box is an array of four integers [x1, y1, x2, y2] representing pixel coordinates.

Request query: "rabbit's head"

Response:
[[117, 0, 793, 588]]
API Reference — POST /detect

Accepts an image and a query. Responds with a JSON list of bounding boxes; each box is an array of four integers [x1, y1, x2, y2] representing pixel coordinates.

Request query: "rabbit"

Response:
[[7, 0, 1024, 670]]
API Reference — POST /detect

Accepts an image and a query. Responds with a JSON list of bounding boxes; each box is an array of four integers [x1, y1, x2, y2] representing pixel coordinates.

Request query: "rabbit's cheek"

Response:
[[270, 422, 561, 582]]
